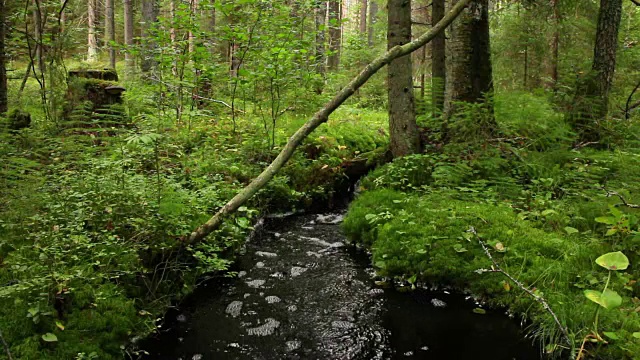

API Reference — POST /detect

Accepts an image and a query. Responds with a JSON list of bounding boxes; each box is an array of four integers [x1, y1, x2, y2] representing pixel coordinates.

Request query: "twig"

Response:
[[602, 186, 640, 208], [190, 94, 242, 112], [573, 141, 599, 150], [0, 328, 13, 360], [631, 0, 640, 6], [625, 79, 640, 120], [469, 226, 572, 346]]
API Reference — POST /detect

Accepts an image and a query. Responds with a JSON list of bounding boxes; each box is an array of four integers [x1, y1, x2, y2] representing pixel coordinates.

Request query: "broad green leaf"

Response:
[[605, 228, 618, 237], [453, 244, 468, 253], [584, 290, 604, 307], [603, 331, 620, 340], [600, 289, 623, 309], [564, 227, 579, 235], [596, 252, 629, 271], [472, 308, 486, 314], [595, 216, 615, 225], [42, 333, 58, 342], [541, 209, 557, 216], [55, 321, 64, 331], [632, 332, 640, 339]]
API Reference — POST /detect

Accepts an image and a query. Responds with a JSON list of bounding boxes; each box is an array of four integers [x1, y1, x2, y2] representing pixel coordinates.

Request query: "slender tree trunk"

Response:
[[368, 0, 378, 47], [33, 0, 45, 73], [432, 0, 445, 118], [141, 0, 159, 73], [443, 0, 495, 138], [207, 0, 216, 56], [88, 0, 98, 62], [360, 0, 368, 35], [328, 0, 341, 71], [569, 0, 622, 142], [315, 0, 327, 85], [388, 0, 420, 157], [60, 0, 66, 31], [550, 0, 559, 90], [188, 0, 198, 54], [123, 0, 134, 73], [188, 0, 473, 244], [105, 0, 116, 68], [0, 0, 7, 114]]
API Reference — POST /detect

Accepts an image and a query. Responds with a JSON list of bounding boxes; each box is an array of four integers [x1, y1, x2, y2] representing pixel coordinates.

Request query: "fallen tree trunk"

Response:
[[188, 0, 474, 244]]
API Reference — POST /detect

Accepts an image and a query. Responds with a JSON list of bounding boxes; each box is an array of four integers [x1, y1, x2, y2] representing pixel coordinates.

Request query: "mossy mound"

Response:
[[344, 189, 640, 358]]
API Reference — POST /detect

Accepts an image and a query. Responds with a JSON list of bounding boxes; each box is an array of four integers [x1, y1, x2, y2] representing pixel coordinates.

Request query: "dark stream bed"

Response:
[[141, 212, 542, 360]]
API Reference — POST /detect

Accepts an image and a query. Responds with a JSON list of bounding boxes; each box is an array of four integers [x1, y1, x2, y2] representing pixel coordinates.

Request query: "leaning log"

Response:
[[188, 0, 474, 244]]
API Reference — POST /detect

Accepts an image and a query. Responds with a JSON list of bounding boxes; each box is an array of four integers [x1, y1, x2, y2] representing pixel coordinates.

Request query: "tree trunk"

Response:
[[188, 0, 198, 55], [88, 0, 98, 62], [569, 0, 622, 143], [550, 0, 559, 90], [187, 0, 473, 244], [315, 0, 327, 85], [368, 0, 378, 47], [388, 0, 420, 157], [33, 0, 45, 73], [141, 0, 159, 73], [327, 0, 341, 71], [443, 0, 495, 138], [123, 0, 135, 73], [360, 0, 368, 35], [0, 0, 7, 114], [432, 0, 446, 119], [105, 0, 116, 68]]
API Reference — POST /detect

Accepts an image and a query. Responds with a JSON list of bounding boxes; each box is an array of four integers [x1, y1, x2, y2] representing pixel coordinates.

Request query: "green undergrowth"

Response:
[[0, 103, 388, 359], [344, 92, 640, 359]]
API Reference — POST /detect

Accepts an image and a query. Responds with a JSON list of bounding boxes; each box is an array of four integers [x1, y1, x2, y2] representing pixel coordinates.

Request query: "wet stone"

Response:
[[192, 355, 203, 360], [315, 213, 344, 224], [176, 314, 187, 323], [255, 262, 265, 268], [368, 288, 385, 296], [246, 279, 266, 288], [431, 298, 447, 308], [247, 318, 280, 336], [237, 271, 247, 278], [404, 351, 414, 356], [225, 301, 243, 318], [287, 305, 297, 312]]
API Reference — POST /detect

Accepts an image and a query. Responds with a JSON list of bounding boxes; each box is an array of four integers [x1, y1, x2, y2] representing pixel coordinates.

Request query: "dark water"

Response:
[[141, 213, 541, 360]]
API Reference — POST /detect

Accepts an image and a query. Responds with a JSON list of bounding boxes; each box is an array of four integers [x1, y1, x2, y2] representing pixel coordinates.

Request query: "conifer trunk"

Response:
[[123, 0, 134, 73], [569, 0, 622, 142], [0, 0, 7, 114], [388, 0, 420, 157], [327, 0, 342, 71], [88, 0, 98, 62], [432, 0, 446, 118], [105, 0, 116, 69]]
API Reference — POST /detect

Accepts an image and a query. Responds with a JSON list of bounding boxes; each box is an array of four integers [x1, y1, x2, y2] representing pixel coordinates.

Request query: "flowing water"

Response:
[[142, 212, 541, 360]]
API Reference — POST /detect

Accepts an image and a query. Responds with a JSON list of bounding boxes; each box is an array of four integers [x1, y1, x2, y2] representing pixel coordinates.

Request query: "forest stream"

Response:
[[141, 211, 542, 360]]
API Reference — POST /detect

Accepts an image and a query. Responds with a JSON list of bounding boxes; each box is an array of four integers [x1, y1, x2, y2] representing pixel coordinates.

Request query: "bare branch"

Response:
[[469, 226, 572, 346], [626, 79, 640, 120], [602, 186, 640, 208], [0, 328, 13, 360], [631, 0, 640, 6]]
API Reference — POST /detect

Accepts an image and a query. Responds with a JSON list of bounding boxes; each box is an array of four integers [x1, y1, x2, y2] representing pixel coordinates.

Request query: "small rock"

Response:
[[368, 288, 384, 296], [403, 351, 414, 356], [331, 320, 355, 330], [287, 305, 297, 312], [192, 355, 203, 360], [255, 262, 265, 268], [237, 271, 247, 278], [176, 314, 187, 323], [420, 346, 429, 351]]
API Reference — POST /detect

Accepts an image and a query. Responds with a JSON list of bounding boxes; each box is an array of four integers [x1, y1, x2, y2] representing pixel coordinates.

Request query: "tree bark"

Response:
[[141, 0, 159, 73], [443, 0, 495, 138], [432, 0, 446, 118], [33, 0, 45, 73], [105, 0, 116, 68], [360, 0, 368, 35], [315, 0, 327, 85], [388, 0, 420, 157], [0, 0, 7, 114], [569, 0, 622, 142], [88, 0, 98, 62], [550, 0, 559, 90], [123, 0, 135, 73], [188, 0, 473, 244], [368, 0, 378, 47], [327, 0, 342, 71]]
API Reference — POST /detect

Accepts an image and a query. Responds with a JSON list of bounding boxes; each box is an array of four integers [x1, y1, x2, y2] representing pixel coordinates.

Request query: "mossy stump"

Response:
[[63, 69, 127, 131]]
